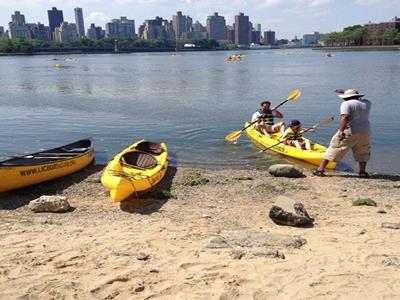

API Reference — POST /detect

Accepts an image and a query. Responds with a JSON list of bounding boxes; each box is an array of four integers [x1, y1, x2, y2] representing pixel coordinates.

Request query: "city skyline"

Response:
[[0, 0, 399, 38]]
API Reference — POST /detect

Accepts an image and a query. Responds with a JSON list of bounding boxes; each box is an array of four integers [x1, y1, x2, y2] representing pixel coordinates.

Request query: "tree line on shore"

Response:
[[322, 25, 400, 46], [0, 37, 223, 54]]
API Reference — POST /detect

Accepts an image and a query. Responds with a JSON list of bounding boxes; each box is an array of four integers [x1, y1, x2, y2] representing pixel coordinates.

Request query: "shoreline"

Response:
[[313, 45, 400, 52], [1, 165, 399, 298], [0, 46, 308, 56]]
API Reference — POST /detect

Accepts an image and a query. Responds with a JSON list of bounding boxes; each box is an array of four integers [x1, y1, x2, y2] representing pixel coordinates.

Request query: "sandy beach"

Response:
[[0, 165, 399, 299]]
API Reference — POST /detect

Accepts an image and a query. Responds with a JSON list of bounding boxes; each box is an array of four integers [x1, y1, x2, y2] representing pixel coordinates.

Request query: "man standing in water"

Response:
[[312, 89, 372, 178], [251, 100, 285, 138]]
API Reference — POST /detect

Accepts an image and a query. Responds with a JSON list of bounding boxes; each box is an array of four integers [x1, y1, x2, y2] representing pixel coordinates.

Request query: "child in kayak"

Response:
[[281, 120, 314, 150]]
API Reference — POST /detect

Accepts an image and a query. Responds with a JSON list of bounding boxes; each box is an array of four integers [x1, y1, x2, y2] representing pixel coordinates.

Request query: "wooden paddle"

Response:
[[225, 89, 302, 142], [258, 116, 335, 153]]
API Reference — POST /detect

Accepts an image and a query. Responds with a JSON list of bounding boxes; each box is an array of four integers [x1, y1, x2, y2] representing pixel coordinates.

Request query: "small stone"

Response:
[[352, 198, 377, 207], [251, 249, 285, 259], [359, 229, 367, 235], [269, 197, 314, 227], [149, 269, 159, 273], [382, 257, 400, 268], [381, 222, 400, 230], [234, 176, 253, 181], [28, 195, 71, 213], [202, 214, 212, 219], [268, 164, 304, 178], [230, 250, 245, 260], [377, 210, 387, 214], [136, 253, 150, 261], [207, 236, 229, 249], [134, 286, 145, 293]]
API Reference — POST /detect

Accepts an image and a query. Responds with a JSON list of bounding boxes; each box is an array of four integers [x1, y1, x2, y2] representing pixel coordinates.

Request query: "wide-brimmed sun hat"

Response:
[[338, 89, 364, 99]]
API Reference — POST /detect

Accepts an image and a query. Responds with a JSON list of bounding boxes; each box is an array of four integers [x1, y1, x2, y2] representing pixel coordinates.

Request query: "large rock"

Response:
[[268, 164, 303, 178], [269, 197, 314, 227], [28, 195, 71, 213]]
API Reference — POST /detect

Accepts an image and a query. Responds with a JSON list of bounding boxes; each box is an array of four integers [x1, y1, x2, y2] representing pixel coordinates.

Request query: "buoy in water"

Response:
[[55, 64, 62, 68]]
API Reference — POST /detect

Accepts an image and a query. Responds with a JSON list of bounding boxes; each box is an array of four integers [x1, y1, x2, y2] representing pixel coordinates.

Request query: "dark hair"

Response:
[[261, 101, 271, 106], [290, 119, 301, 127]]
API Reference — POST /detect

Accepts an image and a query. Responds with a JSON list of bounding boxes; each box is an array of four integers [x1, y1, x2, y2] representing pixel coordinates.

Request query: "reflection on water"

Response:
[[0, 50, 399, 173]]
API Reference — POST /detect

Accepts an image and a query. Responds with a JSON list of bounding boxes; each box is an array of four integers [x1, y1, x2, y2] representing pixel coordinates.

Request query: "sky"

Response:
[[0, 0, 399, 38]]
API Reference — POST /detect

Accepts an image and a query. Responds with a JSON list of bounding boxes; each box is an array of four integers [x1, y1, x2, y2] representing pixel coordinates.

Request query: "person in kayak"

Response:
[[312, 89, 372, 178], [251, 100, 285, 137], [281, 120, 314, 150]]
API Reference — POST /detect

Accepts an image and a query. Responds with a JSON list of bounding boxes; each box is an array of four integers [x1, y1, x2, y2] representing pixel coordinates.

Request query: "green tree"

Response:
[[382, 28, 399, 45], [371, 30, 384, 45], [394, 32, 400, 45]]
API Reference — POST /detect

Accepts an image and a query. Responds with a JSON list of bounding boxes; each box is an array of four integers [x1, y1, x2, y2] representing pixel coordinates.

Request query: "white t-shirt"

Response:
[[251, 110, 281, 122], [340, 99, 371, 134]]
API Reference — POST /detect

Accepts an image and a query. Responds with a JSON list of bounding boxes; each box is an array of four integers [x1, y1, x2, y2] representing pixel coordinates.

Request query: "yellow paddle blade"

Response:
[[225, 130, 242, 142], [287, 89, 301, 101]]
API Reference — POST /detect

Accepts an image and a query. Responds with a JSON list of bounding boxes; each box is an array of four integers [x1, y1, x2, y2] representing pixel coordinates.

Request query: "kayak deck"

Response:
[[101, 140, 169, 202]]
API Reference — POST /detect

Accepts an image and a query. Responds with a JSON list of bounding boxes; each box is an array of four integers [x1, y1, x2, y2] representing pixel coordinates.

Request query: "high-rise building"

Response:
[[227, 25, 235, 43], [252, 30, 261, 44], [185, 21, 207, 39], [234, 12, 249, 45], [172, 11, 192, 40], [264, 30, 275, 45], [256, 24, 261, 32], [0, 26, 5, 38], [11, 11, 26, 25], [54, 22, 79, 42], [207, 12, 226, 41], [48, 7, 64, 39], [74, 7, 85, 38], [106, 17, 136, 39], [29, 23, 51, 40], [8, 11, 30, 39], [140, 16, 170, 40], [87, 23, 105, 40]]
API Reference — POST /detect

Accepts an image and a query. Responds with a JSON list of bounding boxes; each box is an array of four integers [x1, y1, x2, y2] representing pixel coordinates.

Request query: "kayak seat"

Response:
[[135, 141, 164, 155], [121, 151, 158, 170]]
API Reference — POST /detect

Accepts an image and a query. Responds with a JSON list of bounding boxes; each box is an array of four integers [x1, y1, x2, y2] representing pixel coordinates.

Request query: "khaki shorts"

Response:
[[324, 132, 371, 163]]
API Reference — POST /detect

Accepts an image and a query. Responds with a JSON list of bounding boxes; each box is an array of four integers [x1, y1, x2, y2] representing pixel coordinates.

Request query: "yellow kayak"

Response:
[[0, 139, 94, 192], [244, 122, 336, 169], [101, 140, 168, 202]]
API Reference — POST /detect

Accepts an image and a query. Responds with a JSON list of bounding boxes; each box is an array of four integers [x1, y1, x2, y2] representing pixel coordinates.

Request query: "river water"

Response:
[[0, 49, 399, 173]]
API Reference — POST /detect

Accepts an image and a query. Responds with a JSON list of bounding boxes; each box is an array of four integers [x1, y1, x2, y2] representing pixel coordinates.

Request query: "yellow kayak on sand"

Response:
[[244, 122, 336, 169], [0, 139, 94, 192], [101, 140, 168, 202]]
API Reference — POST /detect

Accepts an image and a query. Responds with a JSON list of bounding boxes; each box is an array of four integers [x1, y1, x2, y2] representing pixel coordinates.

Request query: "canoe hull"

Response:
[[245, 122, 336, 169], [0, 140, 94, 192], [101, 140, 168, 202]]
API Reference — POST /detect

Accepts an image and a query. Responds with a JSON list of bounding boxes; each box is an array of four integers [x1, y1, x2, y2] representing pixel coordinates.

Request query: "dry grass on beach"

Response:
[[0, 165, 400, 299]]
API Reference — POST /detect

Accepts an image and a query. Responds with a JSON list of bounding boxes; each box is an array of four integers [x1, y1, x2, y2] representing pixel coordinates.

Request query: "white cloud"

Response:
[[309, 0, 334, 6], [258, 0, 334, 8], [85, 12, 111, 27], [354, 0, 400, 4]]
